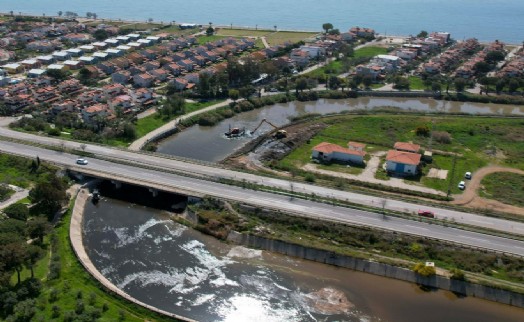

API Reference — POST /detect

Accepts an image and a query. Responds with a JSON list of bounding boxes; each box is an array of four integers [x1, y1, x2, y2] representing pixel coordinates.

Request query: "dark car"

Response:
[[418, 210, 435, 218]]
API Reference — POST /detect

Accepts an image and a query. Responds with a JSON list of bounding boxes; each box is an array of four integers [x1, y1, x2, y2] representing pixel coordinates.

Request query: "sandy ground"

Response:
[[451, 166, 524, 215]]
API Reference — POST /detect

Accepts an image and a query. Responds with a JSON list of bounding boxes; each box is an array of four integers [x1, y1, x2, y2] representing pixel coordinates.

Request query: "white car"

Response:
[[76, 158, 88, 165], [458, 181, 466, 190], [465, 172, 472, 179]]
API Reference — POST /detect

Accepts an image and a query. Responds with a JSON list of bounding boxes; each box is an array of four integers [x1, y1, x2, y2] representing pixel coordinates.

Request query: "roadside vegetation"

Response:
[[479, 172, 524, 207]]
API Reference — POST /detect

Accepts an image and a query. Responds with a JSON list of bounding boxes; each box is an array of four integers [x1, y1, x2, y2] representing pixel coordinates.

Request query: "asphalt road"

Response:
[[1, 125, 524, 237], [1, 140, 523, 256]]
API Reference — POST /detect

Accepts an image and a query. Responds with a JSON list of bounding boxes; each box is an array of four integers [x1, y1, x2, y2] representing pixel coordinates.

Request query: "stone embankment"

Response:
[[70, 188, 195, 322], [227, 231, 524, 308]]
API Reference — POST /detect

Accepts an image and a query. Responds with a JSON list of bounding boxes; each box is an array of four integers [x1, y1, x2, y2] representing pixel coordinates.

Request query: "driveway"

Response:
[[0, 185, 30, 210]]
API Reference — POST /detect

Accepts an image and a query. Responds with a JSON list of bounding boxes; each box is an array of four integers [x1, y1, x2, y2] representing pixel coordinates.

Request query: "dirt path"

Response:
[[452, 165, 524, 215]]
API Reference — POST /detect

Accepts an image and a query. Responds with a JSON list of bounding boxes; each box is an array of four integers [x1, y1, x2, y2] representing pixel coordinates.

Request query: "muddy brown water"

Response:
[[155, 97, 524, 162], [83, 197, 524, 322]]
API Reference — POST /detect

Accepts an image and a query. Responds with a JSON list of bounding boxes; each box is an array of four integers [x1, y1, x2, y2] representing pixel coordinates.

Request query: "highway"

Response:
[[1, 125, 523, 237], [1, 139, 524, 256]]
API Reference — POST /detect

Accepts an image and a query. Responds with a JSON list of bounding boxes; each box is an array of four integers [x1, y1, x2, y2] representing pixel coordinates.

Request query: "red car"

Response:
[[418, 210, 435, 218]]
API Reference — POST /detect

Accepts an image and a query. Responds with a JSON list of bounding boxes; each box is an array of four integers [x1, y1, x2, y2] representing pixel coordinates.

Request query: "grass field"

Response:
[[306, 60, 345, 78], [354, 46, 388, 58], [280, 114, 524, 193], [479, 172, 524, 207], [215, 29, 318, 46], [408, 76, 426, 90]]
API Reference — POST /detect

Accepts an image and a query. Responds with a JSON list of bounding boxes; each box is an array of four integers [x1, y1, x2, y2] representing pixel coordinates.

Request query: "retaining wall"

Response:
[[227, 231, 524, 308]]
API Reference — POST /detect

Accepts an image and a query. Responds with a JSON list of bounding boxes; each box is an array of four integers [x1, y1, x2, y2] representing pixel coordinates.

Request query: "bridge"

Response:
[[1, 135, 524, 257]]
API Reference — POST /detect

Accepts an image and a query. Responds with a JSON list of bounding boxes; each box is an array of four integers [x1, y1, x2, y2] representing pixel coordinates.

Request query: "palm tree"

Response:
[[274, 25, 277, 31]]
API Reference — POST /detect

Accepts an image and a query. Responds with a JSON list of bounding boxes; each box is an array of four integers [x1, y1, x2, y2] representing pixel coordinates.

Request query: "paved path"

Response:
[[0, 185, 29, 210], [128, 99, 232, 150], [69, 188, 194, 321], [260, 36, 270, 48]]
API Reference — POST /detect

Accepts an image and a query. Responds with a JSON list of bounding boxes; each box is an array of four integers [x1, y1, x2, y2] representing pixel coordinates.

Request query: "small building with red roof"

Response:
[[312, 142, 366, 164], [386, 150, 421, 175]]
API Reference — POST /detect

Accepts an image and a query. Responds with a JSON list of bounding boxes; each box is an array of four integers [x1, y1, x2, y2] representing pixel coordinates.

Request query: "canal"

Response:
[[156, 97, 524, 162], [82, 195, 524, 322]]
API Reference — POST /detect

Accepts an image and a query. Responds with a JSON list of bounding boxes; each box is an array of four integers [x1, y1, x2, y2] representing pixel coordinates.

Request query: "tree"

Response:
[[58, 11, 63, 17], [93, 29, 108, 41], [508, 78, 520, 93], [26, 217, 50, 244], [228, 89, 239, 101], [454, 78, 466, 92], [485, 50, 505, 64], [295, 77, 308, 94], [495, 79, 506, 94], [148, 18, 153, 23], [29, 174, 68, 218], [92, 13, 97, 20], [122, 123, 137, 140], [86, 12, 92, 19], [431, 81, 442, 93], [206, 26, 214, 36], [3, 203, 29, 221], [12, 299, 37, 321], [322, 23, 333, 34], [393, 76, 410, 90], [25, 245, 43, 278], [417, 30, 428, 38], [474, 61, 490, 74], [46, 69, 68, 81], [328, 75, 341, 90], [362, 75, 373, 89]]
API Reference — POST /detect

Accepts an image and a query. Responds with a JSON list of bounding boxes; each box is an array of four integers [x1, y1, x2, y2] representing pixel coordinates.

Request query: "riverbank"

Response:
[[69, 187, 195, 322], [181, 200, 524, 308]]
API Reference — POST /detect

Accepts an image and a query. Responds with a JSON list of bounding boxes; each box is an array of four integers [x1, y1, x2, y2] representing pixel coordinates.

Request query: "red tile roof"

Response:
[[386, 150, 421, 165], [394, 142, 420, 152], [313, 142, 366, 156]]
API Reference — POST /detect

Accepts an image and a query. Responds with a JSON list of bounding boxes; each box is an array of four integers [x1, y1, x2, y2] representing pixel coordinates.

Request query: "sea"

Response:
[[2, 0, 523, 43]]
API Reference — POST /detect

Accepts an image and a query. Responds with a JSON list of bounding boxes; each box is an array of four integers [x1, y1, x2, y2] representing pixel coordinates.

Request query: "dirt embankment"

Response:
[[222, 121, 327, 170], [452, 166, 524, 215]]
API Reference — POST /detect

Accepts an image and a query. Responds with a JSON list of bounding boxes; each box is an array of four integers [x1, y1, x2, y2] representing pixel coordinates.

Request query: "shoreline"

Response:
[[1, 11, 522, 46]]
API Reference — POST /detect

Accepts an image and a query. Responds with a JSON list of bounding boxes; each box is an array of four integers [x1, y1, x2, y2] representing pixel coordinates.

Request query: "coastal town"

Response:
[[0, 10, 523, 322]]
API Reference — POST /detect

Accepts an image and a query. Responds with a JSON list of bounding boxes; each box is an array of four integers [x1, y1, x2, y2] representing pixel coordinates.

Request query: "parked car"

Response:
[[418, 210, 435, 218], [465, 171, 472, 179], [458, 181, 466, 190], [76, 158, 88, 165]]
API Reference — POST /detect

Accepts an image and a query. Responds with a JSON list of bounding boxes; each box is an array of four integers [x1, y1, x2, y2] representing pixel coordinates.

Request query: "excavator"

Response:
[[251, 119, 287, 139]]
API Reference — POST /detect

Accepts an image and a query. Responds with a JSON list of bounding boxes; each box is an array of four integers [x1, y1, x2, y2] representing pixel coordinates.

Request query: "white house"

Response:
[[312, 142, 366, 164], [386, 150, 421, 175]]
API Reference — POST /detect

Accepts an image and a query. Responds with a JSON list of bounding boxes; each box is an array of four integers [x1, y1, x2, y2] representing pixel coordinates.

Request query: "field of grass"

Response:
[[215, 29, 317, 46], [280, 114, 524, 193], [354, 46, 388, 58], [152, 25, 197, 37], [216, 28, 272, 37], [408, 76, 426, 90], [479, 172, 524, 207], [306, 60, 345, 78], [0, 154, 43, 188], [265, 31, 318, 46]]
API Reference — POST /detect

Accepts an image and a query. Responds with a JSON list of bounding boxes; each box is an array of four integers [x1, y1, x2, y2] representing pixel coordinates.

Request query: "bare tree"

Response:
[[80, 143, 87, 152]]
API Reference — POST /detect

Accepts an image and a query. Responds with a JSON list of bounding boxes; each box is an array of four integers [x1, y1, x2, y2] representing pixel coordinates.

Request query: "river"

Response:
[[5, 0, 524, 43], [82, 193, 524, 322], [156, 97, 524, 162]]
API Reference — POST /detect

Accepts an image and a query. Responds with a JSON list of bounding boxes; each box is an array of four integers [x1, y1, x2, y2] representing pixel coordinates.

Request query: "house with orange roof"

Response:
[[312, 142, 366, 164], [394, 142, 420, 153], [385, 150, 421, 175]]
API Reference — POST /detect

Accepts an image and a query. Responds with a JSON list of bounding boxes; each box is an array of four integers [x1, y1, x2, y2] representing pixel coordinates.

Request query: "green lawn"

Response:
[[216, 28, 272, 37], [479, 172, 524, 207], [265, 31, 319, 46], [408, 76, 426, 90], [354, 46, 388, 58], [280, 114, 524, 192], [306, 60, 345, 78]]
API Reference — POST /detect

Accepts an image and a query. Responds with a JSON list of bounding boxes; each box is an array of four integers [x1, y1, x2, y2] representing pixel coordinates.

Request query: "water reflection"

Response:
[[156, 97, 524, 162]]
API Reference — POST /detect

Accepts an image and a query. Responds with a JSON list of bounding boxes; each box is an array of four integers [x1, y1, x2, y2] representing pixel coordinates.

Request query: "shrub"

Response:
[[450, 268, 466, 281], [304, 173, 316, 183], [3, 203, 29, 221], [415, 125, 430, 137], [432, 131, 452, 144], [413, 262, 436, 276]]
